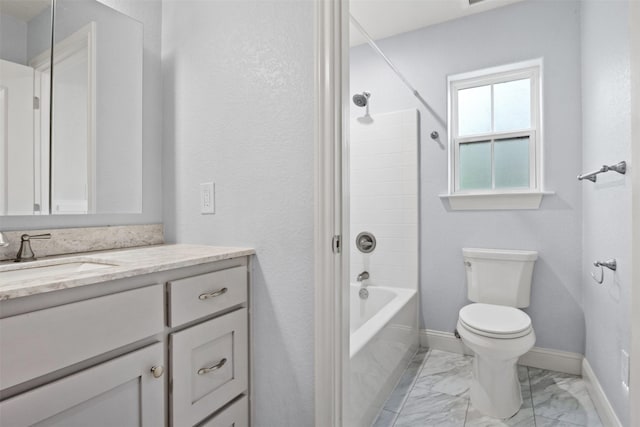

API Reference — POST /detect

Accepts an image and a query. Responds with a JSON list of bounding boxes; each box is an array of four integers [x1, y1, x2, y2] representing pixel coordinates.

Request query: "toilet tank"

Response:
[[463, 248, 538, 308]]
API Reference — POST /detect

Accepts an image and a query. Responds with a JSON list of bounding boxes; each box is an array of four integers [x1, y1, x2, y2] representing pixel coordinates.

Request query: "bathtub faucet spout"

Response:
[[357, 271, 369, 283]]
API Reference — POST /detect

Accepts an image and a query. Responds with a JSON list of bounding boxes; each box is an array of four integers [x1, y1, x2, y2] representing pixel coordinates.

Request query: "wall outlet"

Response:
[[200, 182, 215, 214], [621, 349, 630, 392]]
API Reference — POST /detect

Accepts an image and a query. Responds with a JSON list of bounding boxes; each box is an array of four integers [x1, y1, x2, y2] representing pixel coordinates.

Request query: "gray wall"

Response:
[[161, 1, 315, 425], [581, 1, 632, 424], [0, 13, 28, 64], [2, 0, 163, 230], [350, 0, 585, 353]]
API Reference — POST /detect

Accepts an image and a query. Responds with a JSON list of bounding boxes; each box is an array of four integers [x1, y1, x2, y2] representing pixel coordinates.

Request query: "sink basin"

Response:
[[0, 260, 118, 283]]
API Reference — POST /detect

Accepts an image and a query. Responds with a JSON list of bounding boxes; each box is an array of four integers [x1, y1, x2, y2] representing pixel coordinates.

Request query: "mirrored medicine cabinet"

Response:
[[0, 0, 142, 216]]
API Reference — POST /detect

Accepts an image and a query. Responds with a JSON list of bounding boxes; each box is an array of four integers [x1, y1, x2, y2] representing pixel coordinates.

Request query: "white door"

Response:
[[0, 59, 35, 215], [51, 46, 90, 214], [0, 343, 165, 427]]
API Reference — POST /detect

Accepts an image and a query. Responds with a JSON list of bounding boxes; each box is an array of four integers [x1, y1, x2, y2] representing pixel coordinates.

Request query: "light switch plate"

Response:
[[200, 182, 215, 214]]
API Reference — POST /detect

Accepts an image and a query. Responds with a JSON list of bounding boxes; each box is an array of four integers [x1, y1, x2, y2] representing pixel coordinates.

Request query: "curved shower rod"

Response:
[[349, 14, 445, 128], [349, 15, 420, 98]]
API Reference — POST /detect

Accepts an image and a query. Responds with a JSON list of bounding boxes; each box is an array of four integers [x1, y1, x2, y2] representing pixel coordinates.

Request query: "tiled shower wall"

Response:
[[350, 109, 419, 290]]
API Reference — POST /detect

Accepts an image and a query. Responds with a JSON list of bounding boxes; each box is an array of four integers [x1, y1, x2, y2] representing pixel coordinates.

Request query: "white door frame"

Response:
[[314, 0, 349, 425], [629, 1, 640, 425]]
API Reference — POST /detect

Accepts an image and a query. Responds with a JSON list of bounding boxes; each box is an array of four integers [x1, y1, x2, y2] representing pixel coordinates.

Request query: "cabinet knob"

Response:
[[150, 365, 164, 378]]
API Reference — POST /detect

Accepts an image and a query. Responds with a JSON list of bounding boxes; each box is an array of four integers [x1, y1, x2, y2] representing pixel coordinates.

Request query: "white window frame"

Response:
[[443, 59, 547, 210]]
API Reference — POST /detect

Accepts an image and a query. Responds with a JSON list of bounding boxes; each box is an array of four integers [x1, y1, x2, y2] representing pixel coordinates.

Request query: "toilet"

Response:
[[456, 248, 538, 419]]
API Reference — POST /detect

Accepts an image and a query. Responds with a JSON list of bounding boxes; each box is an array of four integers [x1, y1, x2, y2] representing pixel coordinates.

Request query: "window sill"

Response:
[[439, 191, 554, 211]]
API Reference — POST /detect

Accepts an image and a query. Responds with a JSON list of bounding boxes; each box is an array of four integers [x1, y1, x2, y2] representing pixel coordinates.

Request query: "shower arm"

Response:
[[349, 14, 421, 99]]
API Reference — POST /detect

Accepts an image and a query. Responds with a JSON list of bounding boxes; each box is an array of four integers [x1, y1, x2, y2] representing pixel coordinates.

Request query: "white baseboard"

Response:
[[582, 358, 623, 427], [420, 329, 473, 355], [519, 347, 583, 376], [420, 329, 583, 375]]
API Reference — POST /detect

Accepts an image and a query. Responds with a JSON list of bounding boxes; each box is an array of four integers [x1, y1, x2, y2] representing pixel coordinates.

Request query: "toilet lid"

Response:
[[459, 303, 532, 337]]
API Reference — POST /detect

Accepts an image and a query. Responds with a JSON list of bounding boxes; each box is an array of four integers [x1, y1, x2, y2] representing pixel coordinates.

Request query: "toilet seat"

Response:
[[459, 303, 532, 339]]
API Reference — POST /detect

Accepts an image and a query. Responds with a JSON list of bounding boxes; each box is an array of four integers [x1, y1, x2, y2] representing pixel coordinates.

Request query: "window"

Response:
[[446, 60, 543, 209]]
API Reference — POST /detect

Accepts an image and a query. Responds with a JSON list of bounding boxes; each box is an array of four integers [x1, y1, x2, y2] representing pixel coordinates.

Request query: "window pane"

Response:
[[494, 78, 531, 132], [494, 137, 530, 188], [459, 141, 492, 190], [458, 85, 491, 136]]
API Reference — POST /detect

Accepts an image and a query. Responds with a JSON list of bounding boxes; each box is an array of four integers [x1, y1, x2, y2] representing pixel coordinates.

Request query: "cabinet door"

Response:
[[171, 309, 248, 427], [1, 284, 164, 390], [0, 343, 165, 427]]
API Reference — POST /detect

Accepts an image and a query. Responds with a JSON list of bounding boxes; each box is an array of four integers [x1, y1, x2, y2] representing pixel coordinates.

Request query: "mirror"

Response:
[[0, 0, 142, 216]]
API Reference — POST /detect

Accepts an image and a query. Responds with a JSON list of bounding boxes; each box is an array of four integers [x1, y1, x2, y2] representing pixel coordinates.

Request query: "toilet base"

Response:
[[470, 354, 522, 419]]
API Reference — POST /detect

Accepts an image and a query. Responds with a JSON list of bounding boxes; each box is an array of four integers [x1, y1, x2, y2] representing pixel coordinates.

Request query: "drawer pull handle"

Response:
[[198, 287, 228, 300], [150, 365, 164, 378], [198, 358, 227, 375]]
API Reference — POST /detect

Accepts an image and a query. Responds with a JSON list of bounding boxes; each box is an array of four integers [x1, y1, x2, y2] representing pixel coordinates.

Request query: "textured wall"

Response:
[[350, 0, 585, 353], [581, 1, 632, 424], [161, 1, 315, 425], [2, 0, 163, 230]]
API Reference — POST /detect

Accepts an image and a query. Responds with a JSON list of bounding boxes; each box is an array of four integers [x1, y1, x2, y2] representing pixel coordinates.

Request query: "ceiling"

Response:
[[350, 0, 524, 46], [0, 0, 50, 22], [0, 0, 523, 45]]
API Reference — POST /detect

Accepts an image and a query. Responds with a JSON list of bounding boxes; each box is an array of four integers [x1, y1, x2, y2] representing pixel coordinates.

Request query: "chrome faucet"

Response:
[[15, 233, 51, 262], [357, 271, 369, 283], [357, 271, 370, 300]]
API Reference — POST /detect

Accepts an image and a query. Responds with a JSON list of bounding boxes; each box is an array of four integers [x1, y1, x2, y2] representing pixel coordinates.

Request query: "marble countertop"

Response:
[[0, 244, 255, 301]]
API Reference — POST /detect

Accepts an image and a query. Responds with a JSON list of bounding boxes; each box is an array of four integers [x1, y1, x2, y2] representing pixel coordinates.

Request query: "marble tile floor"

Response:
[[372, 348, 603, 427]]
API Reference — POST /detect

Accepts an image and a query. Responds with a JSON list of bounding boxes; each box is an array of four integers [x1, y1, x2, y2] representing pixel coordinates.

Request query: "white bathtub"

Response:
[[348, 284, 418, 427]]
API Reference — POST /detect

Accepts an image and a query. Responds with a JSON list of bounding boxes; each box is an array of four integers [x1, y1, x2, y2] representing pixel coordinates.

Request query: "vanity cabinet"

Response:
[[0, 253, 251, 427], [0, 343, 165, 427], [168, 265, 249, 427]]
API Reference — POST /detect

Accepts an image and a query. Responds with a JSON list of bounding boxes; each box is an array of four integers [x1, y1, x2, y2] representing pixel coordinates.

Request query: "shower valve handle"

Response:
[[359, 238, 373, 248]]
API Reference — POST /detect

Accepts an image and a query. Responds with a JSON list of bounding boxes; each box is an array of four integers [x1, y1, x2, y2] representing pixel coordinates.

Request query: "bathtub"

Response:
[[348, 284, 418, 427]]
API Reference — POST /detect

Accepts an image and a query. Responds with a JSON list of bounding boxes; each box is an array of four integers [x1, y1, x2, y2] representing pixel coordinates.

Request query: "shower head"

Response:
[[352, 91, 371, 107]]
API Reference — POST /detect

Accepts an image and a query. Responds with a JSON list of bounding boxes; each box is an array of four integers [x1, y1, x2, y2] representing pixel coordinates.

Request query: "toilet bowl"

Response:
[[458, 248, 538, 419], [457, 303, 535, 419]]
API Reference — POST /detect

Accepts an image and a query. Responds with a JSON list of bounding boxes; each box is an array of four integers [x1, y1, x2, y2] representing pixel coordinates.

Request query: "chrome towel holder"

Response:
[[591, 259, 617, 284], [578, 161, 626, 183]]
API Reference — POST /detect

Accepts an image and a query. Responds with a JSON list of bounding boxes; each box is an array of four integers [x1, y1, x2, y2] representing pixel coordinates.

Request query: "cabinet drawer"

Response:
[[0, 284, 164, 390], [171, 309, 248, 427], [168, 266, 247, 327], [197, 396, 248, 427], [0, 343, 164, 427]]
